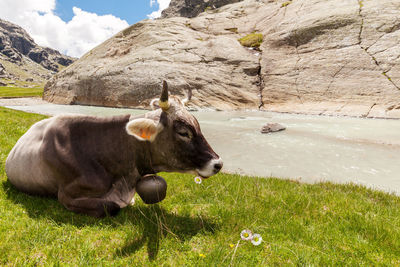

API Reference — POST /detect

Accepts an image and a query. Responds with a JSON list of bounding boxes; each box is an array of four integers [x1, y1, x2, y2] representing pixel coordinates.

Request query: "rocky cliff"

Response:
[[0, 19, 75, 84], [161, 0, 243, 18], [44, 0, 400, 118]]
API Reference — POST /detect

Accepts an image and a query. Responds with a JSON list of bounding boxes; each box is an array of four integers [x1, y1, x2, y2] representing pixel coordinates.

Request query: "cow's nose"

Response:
[[213, 161, 223, 172]]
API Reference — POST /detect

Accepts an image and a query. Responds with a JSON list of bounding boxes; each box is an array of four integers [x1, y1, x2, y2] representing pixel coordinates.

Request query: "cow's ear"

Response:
[[126, 118, 159, 142], [150, 98, 160, 110]]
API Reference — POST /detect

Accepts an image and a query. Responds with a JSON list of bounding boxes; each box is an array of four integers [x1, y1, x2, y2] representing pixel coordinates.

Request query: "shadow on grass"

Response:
[[3, 180, 218, 261], [114, 203, 217, 261]]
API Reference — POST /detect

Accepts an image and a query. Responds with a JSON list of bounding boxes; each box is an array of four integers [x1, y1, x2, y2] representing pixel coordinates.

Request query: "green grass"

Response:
[[1, 107, 400, 265], [281, 1, 292, 7], [0, 86, 43, 98], [238, 33, 263, 48]]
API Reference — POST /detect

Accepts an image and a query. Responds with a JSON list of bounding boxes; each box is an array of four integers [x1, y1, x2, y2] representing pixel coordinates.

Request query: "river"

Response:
[[3, 100, 400, 195]]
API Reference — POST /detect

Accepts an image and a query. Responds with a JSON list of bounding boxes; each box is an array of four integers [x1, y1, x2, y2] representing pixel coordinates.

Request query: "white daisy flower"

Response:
[[251, 233, 262, 246], [194, 176, 202, 184], [240, 229, 253, 241]]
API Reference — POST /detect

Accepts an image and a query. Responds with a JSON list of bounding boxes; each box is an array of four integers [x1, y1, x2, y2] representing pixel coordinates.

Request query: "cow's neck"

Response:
[[134, 141, 156, 177]]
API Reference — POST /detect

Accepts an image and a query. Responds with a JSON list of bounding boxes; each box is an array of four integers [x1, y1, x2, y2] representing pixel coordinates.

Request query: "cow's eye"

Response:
[[177, 130, 192, 139]]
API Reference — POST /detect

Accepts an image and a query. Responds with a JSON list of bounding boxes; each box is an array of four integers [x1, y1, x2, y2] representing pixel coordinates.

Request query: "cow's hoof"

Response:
[[129, 197, 135, 206], [136, 175, 167, 204]]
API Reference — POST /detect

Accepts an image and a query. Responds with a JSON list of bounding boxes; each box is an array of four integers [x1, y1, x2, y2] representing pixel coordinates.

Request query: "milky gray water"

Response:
[[4, 102, 400, 195]]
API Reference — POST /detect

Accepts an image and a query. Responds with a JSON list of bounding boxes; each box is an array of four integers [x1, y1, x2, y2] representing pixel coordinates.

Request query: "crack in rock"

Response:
[[254, 5, 281, 110], [364, 103, 376, 118], [365, 33, 386, 51], [392, 53, 400, 62], [291, 1, 306, 103], [357, 0, 400, 91], [324, 63, 347, 95], [253, 6, 280, 32], [257, 57, 264, 109], [357, 0, 364, 45], [293, 44, 303, 103], [336, 102, 348, 113]]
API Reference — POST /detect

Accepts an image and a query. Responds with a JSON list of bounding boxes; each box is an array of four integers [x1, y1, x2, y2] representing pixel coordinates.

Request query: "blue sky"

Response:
[[55, 0, 157, 25], [0, 0, 170, 57]]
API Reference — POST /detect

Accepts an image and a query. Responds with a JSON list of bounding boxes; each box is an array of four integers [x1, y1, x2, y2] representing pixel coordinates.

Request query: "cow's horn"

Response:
[[159, 80, 170, 111]]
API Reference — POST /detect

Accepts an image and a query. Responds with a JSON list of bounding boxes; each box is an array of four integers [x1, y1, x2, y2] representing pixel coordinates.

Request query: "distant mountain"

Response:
[[0, 19, 75, 85]]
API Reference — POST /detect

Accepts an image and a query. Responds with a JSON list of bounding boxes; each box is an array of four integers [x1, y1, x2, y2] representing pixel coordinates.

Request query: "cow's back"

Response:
[[5, 114, 133, 197], [6, 117, 59, 196]]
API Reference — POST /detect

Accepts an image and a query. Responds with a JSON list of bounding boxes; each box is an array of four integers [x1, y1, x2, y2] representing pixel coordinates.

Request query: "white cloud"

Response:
[[147, 0, 171, 19], [0, 0, 129, 57]]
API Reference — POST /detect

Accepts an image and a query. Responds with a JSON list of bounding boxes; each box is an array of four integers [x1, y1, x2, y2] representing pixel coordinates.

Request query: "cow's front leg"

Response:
[[58, 189, 120, 217], [57, 172, 120, 217]]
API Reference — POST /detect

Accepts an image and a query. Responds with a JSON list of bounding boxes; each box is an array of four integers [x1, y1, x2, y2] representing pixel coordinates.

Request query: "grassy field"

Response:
[[0, 86, 43, 98], [0, 107, 400, 265]]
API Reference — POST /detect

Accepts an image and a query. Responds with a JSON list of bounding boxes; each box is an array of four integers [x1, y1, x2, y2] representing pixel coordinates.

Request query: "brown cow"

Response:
[[5, 81, 222, 217]]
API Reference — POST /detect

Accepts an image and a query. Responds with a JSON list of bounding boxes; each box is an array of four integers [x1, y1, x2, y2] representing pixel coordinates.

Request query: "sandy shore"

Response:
[[0, 97, 48, 106], [2, 97, 400, 120]]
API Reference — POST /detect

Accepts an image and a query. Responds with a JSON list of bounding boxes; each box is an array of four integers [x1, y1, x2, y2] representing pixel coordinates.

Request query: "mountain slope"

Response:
[[0, 19, 75, 86]]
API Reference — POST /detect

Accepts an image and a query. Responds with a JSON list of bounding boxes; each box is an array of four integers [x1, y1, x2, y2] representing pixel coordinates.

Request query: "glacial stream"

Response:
[[4, 102, 400, 195]]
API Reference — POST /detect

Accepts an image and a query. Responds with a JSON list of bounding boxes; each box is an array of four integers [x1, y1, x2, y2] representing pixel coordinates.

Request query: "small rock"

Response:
[[0, 81, 6, 86], [25, 78, 34, 82], [261, 123, 286, 134]]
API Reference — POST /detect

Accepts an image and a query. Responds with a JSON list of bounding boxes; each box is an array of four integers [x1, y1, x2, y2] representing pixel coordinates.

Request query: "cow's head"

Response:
[[126, 81, 223, 178]]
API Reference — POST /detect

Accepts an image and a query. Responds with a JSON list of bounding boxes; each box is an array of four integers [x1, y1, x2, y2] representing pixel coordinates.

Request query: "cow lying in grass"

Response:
[[5, 81, 222, 217]]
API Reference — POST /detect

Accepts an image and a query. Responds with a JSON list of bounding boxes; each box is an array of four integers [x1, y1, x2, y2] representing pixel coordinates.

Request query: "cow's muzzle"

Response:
[[196, 158, 223, 178]]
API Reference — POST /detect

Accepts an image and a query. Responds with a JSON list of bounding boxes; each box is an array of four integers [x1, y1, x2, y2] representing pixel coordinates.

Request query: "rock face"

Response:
[[44, 0, 400, 118], [0, 62, 5, 76], [161, 0, 243, 18], [259, 0, 400, 119], [0, 19, 75, 82], [44, 18, 261, 109]]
